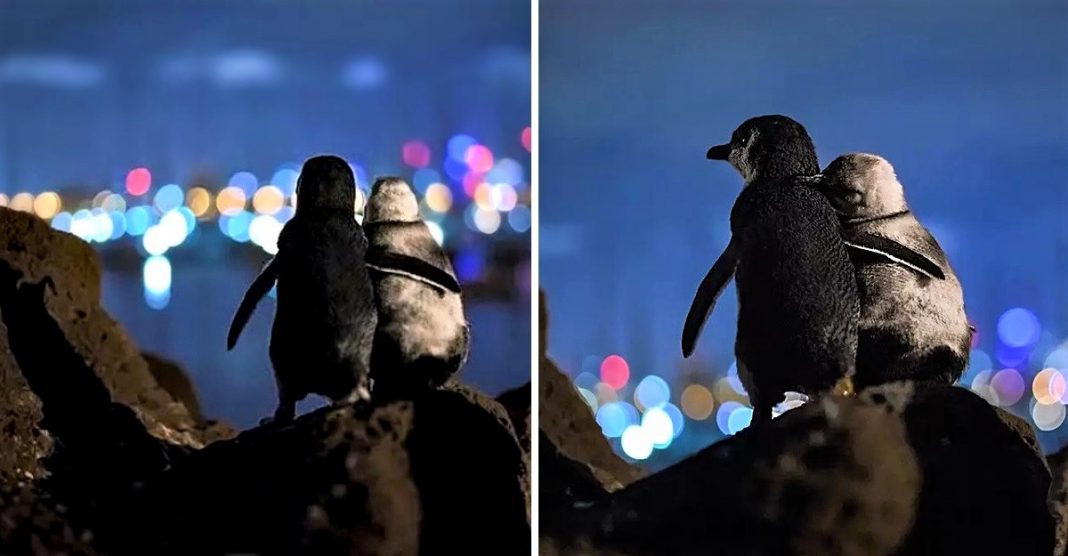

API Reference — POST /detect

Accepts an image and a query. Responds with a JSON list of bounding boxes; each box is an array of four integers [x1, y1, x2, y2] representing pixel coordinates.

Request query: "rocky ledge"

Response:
[[538, 291, 1058, 556], [0, 207, 530, 555]]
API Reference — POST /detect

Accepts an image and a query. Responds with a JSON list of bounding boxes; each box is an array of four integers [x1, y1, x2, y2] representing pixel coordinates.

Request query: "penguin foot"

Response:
[[832, 376, 855, 397]]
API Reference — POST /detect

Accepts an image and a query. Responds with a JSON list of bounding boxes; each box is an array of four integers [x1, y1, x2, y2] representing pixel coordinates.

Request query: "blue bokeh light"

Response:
[[998, 308, 1041, 348], [635, 375, 670, 409]]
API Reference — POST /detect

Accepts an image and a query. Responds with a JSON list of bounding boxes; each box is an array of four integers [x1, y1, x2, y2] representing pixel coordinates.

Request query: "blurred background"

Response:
[[541, 0, 1068, 471], [0, 0, 531, 429]]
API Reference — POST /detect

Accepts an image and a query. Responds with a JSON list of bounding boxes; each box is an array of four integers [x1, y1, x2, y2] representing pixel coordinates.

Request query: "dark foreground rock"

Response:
[[0, 208, 530, 555], [537, 291, 644, 538], [543, 380, 1054, 556]]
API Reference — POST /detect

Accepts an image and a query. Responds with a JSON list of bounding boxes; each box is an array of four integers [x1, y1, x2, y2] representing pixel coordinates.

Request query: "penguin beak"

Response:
[[706, 144, 731, 160]]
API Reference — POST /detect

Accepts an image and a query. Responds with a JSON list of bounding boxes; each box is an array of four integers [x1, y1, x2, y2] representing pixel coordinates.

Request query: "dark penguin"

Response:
[[809, 153, 971, 387], [362, 177, 469, 398], [227, 155, 378, 424], [682, 115, 860, 422]]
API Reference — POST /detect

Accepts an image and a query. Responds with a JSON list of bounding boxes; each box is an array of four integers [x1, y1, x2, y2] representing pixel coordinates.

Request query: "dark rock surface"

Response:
[[537, 291, 645, 540], [1048, 444, 1068, 556], [539, 283, 1054, 555], [0, 208, 225, 452], [543, 380, 1055, 556], [0, 209, 531, 555]]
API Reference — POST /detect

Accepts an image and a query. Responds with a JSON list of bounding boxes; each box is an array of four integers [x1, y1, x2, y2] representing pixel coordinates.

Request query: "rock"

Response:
[[0, 240, 530, 554], [0, 207, 223, 451], [547, 382, 1054, 556], [1049, 445, 1068, 556], [0, 257, 179, 536], [498, 381, 531, 451], [123, 387, 529, 555], [560, 391, 920, 556], [0, 483, 95, 556], [865, 383, 1054, 555], [142, 351, 235, 443], [538, 291, 643, 493]]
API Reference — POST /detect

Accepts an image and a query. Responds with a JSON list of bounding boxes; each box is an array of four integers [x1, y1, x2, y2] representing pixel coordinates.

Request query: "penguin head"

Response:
[[364, 177, 419, 223], [813, 153, 907, 218], [295, 155, 357, 213], [706, 115, 819, 184]]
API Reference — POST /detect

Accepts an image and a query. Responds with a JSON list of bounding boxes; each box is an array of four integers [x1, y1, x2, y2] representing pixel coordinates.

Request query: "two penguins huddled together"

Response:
[[227, 155, 469, 424], [683, 115, 972, 424]]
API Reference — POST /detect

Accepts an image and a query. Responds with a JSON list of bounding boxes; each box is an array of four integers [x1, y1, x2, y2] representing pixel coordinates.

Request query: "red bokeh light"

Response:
[[126, 167, 151, 196], [521, 126, 531, 152], [402, 140, 431, 168], [600, 354, 630, 389], [465, 144, 494, 174]]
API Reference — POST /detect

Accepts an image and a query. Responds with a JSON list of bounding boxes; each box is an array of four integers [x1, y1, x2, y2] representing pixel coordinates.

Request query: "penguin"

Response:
[[361, 177, 469, 398], [226, 154, 378, 424], [682, 115, 861, 423], [807, 153, 971, 387], [681, 116, 947, 422]]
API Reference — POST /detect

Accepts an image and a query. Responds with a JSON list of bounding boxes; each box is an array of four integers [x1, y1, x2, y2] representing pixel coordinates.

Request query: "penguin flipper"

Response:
[[682, 238, 738, 358], [367, 250, 462, 294], [842, 231, 946, 280], [227, 258, 279, 350]]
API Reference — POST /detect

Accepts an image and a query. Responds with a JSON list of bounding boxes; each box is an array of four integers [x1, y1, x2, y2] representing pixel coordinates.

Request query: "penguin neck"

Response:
[[747, 150, 820, 185]]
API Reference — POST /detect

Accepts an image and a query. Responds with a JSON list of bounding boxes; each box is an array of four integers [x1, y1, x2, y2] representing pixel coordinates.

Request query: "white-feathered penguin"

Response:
[[808, 153, 972, 387], [681, 115, 947, 423], [226, 154, 378, 424], [362, 177, 469, 398]]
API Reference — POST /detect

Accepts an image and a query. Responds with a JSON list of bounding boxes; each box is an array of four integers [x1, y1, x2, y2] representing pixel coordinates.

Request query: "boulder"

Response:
[[0, 209, 530, 554], [0, 207, 225, 453], [544, 381, 1055, 556]]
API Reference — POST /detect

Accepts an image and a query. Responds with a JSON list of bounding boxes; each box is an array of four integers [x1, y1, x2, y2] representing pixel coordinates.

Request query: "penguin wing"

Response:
[[227, 257, 280, 350], [842, 231, 946, 280], [682, 238, 738, 358], [366, 250, 462, 294]]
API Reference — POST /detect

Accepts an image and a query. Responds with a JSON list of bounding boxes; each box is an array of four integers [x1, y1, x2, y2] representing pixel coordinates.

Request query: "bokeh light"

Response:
[[681, 384, 715, 420], [271, 167, 300, 196], [126, 206, 152, 236], [508, 206, 531, 232], [51, 211, 72, 232], [425, 183, 453, 213], [716, 401, 745, 435], [634, 375, 670, 410], [663, 403, 685, 439], [402, 140, 431, 168], [154, 184, 184, 213], [228, 171, 259, 196], [472, 208, 501, 234], [1033, 368, 1066, 405], [465, 144, 494, 173], [32, 192, 61, 219], [620, 425, 653, 460], [600, 355, 630, 389], [142, 255, 172, 310], [126, 167, 151, 196], [447, 134, 477, 162], [102, 193, 126, 213], [998, 308, 1041, 348], [726, 406, 754, 435], [642, 407, 674, 449], [521, 126, 531, 151], [216, 186, 247, 216], [186, 187, 211, 217], [10, 193, 33, 212], [596, 402, 629, 438], [1033, 401, 1066, 431], [990, 368, 1025, 406], [253, 185, 285, 215]]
